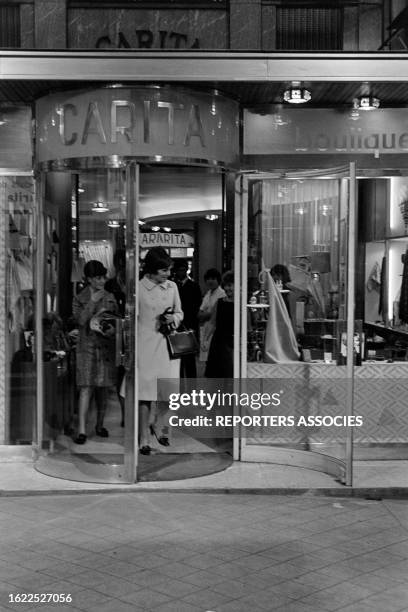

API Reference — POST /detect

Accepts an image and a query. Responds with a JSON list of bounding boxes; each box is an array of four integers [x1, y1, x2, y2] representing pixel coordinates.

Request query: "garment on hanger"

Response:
[[367, 261, 381, 292], [79, 241, 114, 278], [71, 255, 86, 282]]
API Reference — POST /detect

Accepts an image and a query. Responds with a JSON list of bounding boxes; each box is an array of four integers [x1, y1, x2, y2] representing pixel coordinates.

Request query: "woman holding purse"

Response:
[[138, 247, 183, 455]]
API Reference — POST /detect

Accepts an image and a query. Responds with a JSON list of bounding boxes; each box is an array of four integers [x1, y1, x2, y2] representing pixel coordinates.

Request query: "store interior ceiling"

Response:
[[78, 166, 222, 232]]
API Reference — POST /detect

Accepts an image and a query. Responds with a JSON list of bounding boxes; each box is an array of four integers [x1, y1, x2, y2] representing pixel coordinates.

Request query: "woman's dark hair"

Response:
[[271, 264, 291, 284], [221, 270, 234, 287], [204, 268, 221, 283], [83, 260, 107, 279], [143, 247, 172, 274]]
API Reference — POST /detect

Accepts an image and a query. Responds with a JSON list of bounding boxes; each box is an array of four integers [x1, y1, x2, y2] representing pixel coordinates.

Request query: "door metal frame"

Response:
[[123, 162, 139, 483], [34, 166, 138, 483], [235, 167, 356, 485]]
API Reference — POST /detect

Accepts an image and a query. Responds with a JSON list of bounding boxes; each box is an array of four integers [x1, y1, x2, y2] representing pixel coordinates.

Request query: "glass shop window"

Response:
[[360, 177, 408, 363], [0, 175, 36, 444], [247, 178, 349, 365]]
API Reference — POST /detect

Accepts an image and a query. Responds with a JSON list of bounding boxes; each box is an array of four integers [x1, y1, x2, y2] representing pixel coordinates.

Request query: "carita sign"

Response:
[[36, 87, 239, 167], [139, 233, 194, 248]]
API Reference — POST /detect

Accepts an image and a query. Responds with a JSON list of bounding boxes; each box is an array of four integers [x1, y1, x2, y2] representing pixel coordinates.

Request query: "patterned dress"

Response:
[[73, 286, 118, 387]]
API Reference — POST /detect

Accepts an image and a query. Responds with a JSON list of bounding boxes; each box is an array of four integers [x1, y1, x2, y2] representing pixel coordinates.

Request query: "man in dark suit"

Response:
[[173, 259, 202, 378]]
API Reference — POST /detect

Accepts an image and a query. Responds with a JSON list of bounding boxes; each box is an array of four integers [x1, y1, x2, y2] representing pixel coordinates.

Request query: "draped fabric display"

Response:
[[79, 241, 114, 278], [398, 251, 408, 324], [264, 270, 300, 363], [261, 180, 339, 282]]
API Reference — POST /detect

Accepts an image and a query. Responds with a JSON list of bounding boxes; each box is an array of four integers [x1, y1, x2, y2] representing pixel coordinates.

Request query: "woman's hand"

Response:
[[163, 313, 175, 324], [198, 310, 211, 323]]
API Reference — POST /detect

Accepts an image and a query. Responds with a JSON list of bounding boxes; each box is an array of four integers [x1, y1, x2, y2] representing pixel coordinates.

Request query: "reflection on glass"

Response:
[[40, 169, 127, 474], [1, 176, 36, 444], [247, 178, 348, 365]]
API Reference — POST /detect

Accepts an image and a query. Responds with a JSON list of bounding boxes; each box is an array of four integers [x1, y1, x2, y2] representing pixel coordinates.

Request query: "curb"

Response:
[[1, 487, 408, 498]]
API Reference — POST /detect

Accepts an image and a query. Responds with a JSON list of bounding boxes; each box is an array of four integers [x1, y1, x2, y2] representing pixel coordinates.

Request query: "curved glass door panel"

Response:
[[0, 175, 36, 449], [35, 166, 137, 483], [239, 169, 354, 485]]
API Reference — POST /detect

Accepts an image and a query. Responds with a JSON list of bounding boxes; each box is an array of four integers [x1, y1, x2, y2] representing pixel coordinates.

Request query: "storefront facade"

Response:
[[2, 0, 408, 484]]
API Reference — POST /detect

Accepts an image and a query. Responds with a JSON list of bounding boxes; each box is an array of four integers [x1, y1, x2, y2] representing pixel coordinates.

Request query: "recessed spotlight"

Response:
[[353, 95, 380, 111], [283, 81, 311, 104], [107, 219, 120, 228], [205, 214, 219, 221], [92, 201, 109, 213], [151, 226, 160, 231]]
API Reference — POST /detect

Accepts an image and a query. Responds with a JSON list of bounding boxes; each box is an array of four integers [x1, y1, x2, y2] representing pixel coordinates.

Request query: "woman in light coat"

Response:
[[138, 247, 183, 454], [198, 268, 226, 365]]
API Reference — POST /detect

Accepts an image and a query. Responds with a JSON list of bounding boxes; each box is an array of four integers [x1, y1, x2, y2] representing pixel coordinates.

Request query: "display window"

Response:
[[0, 175, 36, 445], [246, 177, 348, 366]]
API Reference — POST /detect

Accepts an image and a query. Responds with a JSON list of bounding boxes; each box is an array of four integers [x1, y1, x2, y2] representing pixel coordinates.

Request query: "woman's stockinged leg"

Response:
[[153, 401, 170, 446], [75, 386, 93, 443], [139, 401, 151, 450], [78, 387, 93, 434], [95, 387, 109, 437]]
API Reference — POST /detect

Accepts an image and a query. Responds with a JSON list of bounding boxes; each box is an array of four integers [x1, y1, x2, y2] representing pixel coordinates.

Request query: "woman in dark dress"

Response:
[[205, 271, 234, 378]]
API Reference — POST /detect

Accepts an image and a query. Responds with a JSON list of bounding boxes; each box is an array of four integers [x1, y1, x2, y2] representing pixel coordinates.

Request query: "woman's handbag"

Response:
[[159, 307, 199, 359], [166, 326, 199, 360]]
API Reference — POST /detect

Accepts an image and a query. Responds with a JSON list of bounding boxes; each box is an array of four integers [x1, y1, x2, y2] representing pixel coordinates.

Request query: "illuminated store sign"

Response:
[[244, 108, 408, 155], [36, 88, 239, 167], [140, 233, 194, 248]]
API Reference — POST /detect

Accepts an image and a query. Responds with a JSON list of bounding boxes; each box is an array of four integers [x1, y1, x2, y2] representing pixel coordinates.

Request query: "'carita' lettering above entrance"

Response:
[[140, 233, 194, 248], [36, 87, 240, 166], [59, 100, 206, 147], [96, 30, 200, 49]]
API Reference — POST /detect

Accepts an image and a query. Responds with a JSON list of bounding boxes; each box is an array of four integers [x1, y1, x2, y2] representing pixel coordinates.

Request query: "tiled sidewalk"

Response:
[[0, 493, 408, 611]]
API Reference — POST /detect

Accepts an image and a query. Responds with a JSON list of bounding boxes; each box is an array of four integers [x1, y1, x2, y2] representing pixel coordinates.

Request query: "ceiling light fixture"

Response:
[[151, 226, 160, 232], [283, 81, 311, 105], [92, 201, 109, 213], [107, 219, 121, 228], [349, 107, 360, 121], [271, 113, 291, 129], [205, 214, 219, 221], [353, 95, 380, 111]]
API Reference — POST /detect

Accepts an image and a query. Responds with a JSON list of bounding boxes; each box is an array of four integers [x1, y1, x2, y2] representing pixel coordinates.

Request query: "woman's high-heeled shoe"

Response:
[[139, 446, 151, 455], [149, 425, 170, 447], [95, 426, 109, 438]]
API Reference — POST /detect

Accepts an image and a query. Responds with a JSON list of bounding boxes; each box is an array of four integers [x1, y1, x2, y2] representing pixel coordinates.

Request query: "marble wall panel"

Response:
[[230, 0, 262, 50], [34, 0, 66, 49], [20, 3, 34, 49], [67, 8, 227, 49]]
